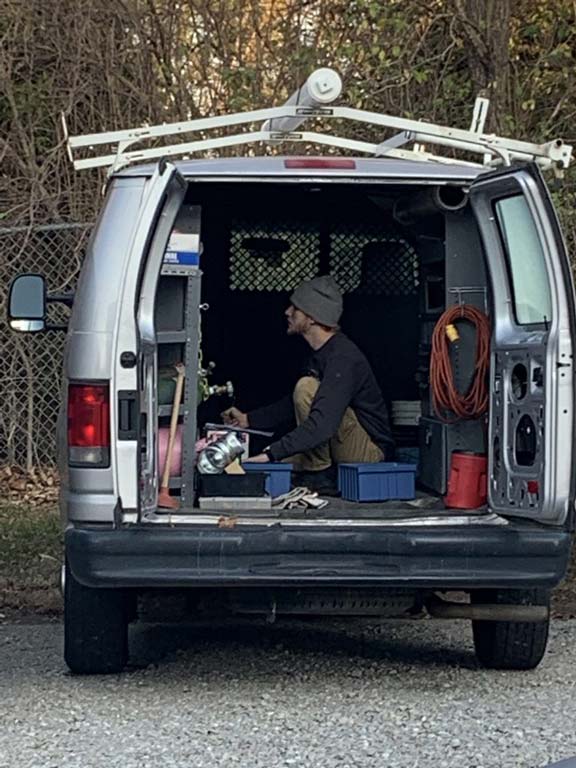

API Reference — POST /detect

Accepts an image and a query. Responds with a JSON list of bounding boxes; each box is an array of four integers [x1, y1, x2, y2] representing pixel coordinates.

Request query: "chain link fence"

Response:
[[0, 223, 92, 471]]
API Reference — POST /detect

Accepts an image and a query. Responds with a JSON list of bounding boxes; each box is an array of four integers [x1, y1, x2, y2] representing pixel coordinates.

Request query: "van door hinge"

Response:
[[118, 391, 138, 440]]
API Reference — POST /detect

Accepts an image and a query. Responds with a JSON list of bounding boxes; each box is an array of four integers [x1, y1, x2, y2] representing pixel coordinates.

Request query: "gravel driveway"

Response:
[[1, 617, 576, 768]]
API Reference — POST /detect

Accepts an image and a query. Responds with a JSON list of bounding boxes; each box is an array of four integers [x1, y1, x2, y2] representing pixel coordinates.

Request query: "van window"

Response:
[[494, 195, 552, 325]]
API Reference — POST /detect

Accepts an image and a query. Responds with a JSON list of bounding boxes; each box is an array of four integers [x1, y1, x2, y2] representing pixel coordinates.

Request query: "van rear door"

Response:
[[469, 164, 575, 525], [113, 161, 187, 514]]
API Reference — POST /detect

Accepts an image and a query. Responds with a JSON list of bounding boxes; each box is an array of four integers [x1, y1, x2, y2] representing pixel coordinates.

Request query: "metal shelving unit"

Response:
[[156, 204, 202, 507], [157, 330, 188, 344], [156, 269, 201, 503]]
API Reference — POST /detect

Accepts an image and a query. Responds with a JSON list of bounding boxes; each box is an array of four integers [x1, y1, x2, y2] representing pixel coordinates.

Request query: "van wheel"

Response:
[[64, 560, 129, 674], [471, 589, 550, 670]]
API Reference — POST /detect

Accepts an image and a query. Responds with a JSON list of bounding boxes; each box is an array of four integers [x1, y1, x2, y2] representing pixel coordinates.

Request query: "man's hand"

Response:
[[221, 407, 249, 429], [246, 453, 271, 463]]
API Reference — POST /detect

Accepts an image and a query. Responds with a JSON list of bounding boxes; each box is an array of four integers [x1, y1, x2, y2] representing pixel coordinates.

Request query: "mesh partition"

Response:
[[330, 226, 419, 296], [229, 220, 320, 291], [229, 218, 419, 296]]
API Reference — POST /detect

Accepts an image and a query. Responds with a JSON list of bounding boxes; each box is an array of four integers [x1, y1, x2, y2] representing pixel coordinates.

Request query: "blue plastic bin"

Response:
[[338, 462, 416, 502], [243, 463, 293, 497]]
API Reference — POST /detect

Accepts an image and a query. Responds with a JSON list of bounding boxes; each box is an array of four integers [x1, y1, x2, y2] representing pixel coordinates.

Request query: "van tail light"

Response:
[[68, 383, 110, 467]]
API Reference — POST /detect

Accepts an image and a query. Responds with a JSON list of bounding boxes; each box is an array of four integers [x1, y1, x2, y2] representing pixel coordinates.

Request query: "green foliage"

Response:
[[1, 0, 576, 228]]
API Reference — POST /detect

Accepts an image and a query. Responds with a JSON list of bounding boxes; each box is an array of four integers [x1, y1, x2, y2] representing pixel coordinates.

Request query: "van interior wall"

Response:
[[190, 182, 436, 454], [154, 181, 491, 498], [418, 207, 489, 495]]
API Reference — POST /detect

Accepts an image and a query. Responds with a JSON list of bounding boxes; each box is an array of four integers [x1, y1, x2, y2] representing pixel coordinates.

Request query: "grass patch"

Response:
[[0, 504, 62, 613]]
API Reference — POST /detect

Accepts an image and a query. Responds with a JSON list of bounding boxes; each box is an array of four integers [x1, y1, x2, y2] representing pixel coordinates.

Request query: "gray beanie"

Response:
[[290, 276, 343, 328]]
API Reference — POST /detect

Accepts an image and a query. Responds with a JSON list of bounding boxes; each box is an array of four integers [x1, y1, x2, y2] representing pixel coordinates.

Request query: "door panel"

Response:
[[470, 165, 575, 525], [113, 162, 187, 513]]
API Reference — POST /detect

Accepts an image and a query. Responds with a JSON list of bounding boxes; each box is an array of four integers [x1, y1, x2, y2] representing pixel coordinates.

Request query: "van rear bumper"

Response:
[[66, 522, 572, 590]]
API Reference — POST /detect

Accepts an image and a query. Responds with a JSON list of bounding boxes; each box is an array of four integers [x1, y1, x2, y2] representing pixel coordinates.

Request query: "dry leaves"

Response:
[[0, 465, 59, 507], [217, 516, 238, 529]]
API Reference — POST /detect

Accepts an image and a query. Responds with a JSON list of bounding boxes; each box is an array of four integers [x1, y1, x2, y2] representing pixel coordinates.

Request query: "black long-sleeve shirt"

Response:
[[248, 333, 394, 461]]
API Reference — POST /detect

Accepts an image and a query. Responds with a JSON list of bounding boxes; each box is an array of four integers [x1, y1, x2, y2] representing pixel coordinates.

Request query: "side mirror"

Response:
[[8, 274, 46, 333]]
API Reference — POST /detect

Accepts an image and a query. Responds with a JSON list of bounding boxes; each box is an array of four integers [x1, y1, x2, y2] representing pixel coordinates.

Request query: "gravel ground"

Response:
[[1, 617, 576, 768]]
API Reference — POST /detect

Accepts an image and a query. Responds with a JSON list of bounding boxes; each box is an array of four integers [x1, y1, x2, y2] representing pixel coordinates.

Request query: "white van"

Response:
[[8, 71, 575, 673]]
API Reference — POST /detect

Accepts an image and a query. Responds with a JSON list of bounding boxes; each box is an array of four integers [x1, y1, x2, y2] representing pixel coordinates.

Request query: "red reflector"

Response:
[[284, 158, 356, 169], [527, 481, 539, 495], [68, 384, 110, 448]]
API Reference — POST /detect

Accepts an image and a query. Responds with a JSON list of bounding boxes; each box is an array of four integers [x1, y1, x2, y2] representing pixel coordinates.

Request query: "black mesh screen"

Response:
[[330, 227, 419, 296], [230, 220, 320, 291], [229, 218, 418, 296]]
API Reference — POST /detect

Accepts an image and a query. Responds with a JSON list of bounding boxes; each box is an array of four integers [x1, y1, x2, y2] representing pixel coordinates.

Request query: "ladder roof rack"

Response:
[[62, 69, 573, 178]]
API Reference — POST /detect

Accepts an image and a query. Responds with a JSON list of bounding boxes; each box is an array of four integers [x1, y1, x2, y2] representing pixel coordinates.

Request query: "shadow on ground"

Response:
[[128, 615, 478, 674]]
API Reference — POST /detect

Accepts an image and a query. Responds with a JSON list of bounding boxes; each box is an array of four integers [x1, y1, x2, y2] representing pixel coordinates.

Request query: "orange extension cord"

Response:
[[430, 304, 491, 422]]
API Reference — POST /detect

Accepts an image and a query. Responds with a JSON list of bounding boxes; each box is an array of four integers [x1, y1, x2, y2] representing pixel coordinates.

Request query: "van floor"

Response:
[[179, 490, 493, 522], [310, 492, 446, 519]]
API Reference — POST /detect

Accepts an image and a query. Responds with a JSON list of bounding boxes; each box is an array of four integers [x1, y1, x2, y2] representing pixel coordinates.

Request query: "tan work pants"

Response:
[[289, 376, 384, 471]]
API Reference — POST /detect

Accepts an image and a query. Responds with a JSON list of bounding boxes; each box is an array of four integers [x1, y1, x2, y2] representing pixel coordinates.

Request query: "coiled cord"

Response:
[[430, 304, 491, 422]]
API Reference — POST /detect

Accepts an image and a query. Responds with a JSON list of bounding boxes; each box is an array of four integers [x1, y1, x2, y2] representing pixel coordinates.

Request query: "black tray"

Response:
[[198, 472, 267, 498]]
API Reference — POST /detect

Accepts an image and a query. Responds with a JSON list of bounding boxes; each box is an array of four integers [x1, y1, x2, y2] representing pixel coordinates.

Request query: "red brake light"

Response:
[[68, 383, 110, 466], [284, 158, 356, 169]]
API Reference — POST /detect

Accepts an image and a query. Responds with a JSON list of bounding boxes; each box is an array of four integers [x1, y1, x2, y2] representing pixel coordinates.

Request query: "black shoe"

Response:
[[292, 465, 339, 496]]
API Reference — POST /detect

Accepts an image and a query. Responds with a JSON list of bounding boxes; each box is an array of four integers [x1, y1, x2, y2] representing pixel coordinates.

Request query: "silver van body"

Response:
[[63, 157, 575, 527], [10, 150, 576, 673]]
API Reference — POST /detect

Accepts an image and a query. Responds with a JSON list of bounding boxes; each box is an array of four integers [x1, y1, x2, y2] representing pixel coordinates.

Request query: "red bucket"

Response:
[[444, 452, 488, 509]]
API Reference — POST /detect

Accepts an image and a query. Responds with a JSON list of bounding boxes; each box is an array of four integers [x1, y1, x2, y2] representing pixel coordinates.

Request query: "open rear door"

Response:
[[113, 161, 187, 514], [469, 164, 575, 525]]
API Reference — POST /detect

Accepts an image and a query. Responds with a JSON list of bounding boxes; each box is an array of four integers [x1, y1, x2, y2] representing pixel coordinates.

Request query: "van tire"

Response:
[[471, 589, 550, 670], [64, 560, 129, 674]]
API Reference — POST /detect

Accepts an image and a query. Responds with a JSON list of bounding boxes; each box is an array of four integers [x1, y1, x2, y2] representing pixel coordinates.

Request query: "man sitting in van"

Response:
[[222, 275, 394, 491]]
